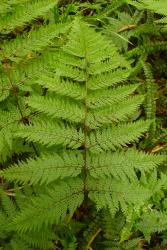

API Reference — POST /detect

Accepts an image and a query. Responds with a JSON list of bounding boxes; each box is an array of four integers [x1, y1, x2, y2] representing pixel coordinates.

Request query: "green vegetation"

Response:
[[0, 0, 166, 249]]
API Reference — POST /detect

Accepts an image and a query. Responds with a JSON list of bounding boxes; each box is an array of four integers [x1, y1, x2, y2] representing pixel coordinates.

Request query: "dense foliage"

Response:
[[0, 0, 166, 249]]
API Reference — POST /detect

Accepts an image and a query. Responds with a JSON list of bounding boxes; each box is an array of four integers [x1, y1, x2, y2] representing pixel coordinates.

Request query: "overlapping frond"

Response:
[[10, 178, 84, 232], [1, 23, 69, 62], [0, 0, 58, 34], [127, 0, 167, 28], [88, 177, 152, 215], [137, 210, 167, 241]]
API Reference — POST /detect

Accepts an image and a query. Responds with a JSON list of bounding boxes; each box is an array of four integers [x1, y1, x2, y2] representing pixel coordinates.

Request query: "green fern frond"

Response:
[[20, 229, 55, 249], [1, 23, 69, 62], [16, 121, 84, 148], [127, 0, 167, 28], [1, 19, 164, 236], [88, 149, 165, 181], [127, 41, 167, 59], [0, 78, 10, 102], [0, 0, 31, 16], [88, 120, 150, 152], [0, 0, 58, 34], [0, 189, 17, 217], [27, 95, 84, 123], [87, 95, 144, 128], [10, 238, 32, 250], [36, 75, 86, 100], [1, 151, 83, 185], [87, 84, 139, 109], [0, 2, 11, 16], [137, 210, 167, 241], [88, 177, 152, 215], [10, 178, 84, 232], [0, 109, 20, 162]]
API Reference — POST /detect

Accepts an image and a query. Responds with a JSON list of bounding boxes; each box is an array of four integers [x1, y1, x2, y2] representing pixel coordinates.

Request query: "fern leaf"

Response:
[[88, 177, 151, 215], [0, 0, 58, 34], [88, 149, 165, 181], [87, 84, 139, 109], [1, 19, 163, 237], [10, 178, 84, 232], [87, 96, 144, 128], [1, 23, 69, 62], [19, 229, 55, 249], [137, 210, 167, 241], [88, 120, 151, 152], [88, 68, 130, 90], [16, 121, 84, 148], [27, 95, 84, 123], [36, 75, 86, 100], [1, 151, 83, 185], [142, 62, 156, 139]]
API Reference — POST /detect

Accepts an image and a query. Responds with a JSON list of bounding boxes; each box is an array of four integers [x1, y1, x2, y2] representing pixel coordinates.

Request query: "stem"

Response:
[[83, 38, 89, 196], [86, 228, 102, 250], [83, 68, 88, 195]]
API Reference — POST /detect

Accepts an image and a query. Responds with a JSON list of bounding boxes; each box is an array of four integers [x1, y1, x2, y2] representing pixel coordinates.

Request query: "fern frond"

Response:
[[1, 19, 163, 238], [0, 0, 58, 34], [137, 210, 167, 241], [88, 177, 151, 215], [0, 2, 11, 16], [88, 120, 150, 152], [0, 0, 31, 16], [87, 95, 144, 128], [88, 68, 130, 90], [0, 110, 20, 162], [10, 178, 84, 232], [1, 151, 83, 185], [88, 149, 165, 181], [63, 21, 114, 61], [16, 121, 84, 148], [0, 77, 10, 102], [20, 229, 55, 249], [87, 84, 139, 109], [10, 238, 32, 250], [27, 95, 84, 123], [0, 189, 16, 217], [36, 75, 86, 100], [127, 0, 167, 27], [1, 23, 69, 62]]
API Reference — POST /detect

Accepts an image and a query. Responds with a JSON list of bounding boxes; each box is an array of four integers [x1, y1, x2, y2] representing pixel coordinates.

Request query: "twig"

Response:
[[118, 24, 136, 33], [86, 228, 102, 250]]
